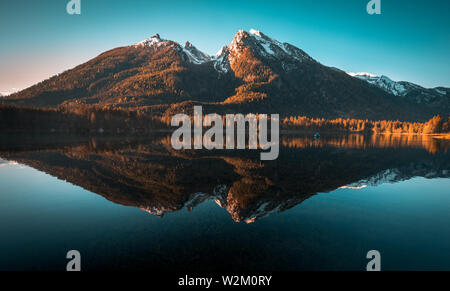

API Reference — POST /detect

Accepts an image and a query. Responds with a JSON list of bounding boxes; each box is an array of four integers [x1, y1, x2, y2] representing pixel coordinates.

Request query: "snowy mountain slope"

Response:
[[211, 29, 314, 75], [134, 33, 212, 65], [348, 72, 449, 109], [348, 73, 407, 96], [183, 41, 212, 64]]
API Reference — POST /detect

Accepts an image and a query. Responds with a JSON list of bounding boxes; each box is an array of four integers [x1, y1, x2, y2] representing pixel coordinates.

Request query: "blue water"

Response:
[[0, 161, 449, 271]]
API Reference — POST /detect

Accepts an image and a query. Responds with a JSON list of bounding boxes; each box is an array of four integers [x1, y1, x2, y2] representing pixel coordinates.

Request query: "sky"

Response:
[[0, 0, 449, 95]]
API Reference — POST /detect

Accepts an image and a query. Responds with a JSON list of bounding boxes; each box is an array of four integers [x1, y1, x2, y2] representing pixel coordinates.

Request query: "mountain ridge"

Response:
[[2, 29, 448, 121], [348, 72, 449, 110]]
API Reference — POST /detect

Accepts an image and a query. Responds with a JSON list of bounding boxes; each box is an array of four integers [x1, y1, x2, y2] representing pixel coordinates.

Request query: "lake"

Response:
[[0, 133, 449, 271]]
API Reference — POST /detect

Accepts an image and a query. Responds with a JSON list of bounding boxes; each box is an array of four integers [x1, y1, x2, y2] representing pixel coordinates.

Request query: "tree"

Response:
[[423, 115, 444, 134]]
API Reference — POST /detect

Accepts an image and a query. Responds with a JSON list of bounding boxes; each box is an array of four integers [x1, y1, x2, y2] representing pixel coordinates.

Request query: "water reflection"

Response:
[[282, 134, 449, 154], [0, 133, 448, 223]]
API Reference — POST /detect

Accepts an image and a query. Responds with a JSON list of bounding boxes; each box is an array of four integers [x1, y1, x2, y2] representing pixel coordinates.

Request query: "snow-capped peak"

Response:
[[134, 34, 212, 65], [132, 30, 314, 74], [348, 72, 407, 96], [134, 33, 167, 47], [215, 45, 228, 57], [227, 29, 313, 63], [249, 28, 262, 37], [212, 46, 230, 73], [182, 41, 211, 64], [348, 72, 378, 78]]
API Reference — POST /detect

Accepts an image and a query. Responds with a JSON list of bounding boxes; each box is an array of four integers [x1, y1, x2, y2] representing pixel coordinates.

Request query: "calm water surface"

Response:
[[0, 134, 449, 270]]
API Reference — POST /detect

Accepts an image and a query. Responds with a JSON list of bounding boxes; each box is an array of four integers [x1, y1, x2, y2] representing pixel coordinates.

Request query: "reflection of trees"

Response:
[[0, 134, 448, 223], [281, 134, 448, 154]]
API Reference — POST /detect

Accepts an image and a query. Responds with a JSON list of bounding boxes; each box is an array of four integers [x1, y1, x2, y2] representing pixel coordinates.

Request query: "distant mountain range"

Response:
[[2, 29, 449, 121], [348, 72, 449, 107]]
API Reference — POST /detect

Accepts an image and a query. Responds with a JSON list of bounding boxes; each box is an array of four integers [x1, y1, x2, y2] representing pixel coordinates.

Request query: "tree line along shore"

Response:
[[0, 104, 449, 136]]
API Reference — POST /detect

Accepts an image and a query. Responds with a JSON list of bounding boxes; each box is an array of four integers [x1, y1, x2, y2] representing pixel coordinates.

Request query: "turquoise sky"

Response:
[[0, 0, 449, 93]]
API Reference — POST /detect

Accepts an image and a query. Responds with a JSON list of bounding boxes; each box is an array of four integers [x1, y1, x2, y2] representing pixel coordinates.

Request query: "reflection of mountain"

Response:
[[344, 166, 449, 189], [0, 134, 449, 222]]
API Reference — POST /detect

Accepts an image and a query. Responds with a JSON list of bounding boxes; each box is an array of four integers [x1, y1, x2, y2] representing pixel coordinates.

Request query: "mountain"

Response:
[[349, 73, 450, 112], [2, 29, 448, 121]]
